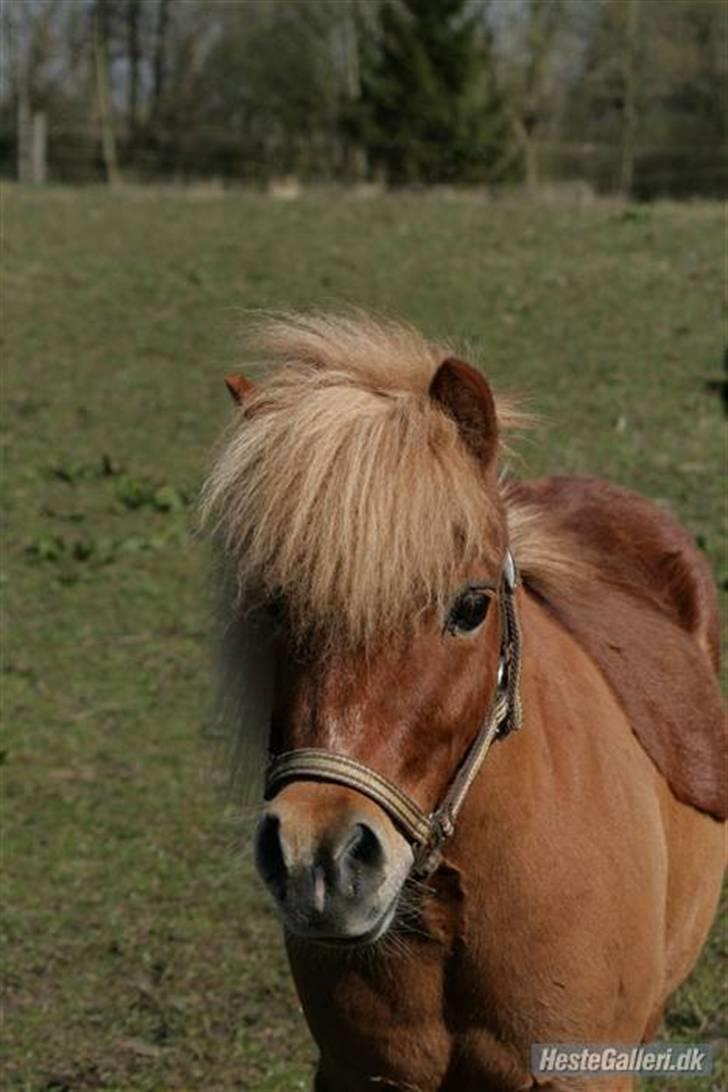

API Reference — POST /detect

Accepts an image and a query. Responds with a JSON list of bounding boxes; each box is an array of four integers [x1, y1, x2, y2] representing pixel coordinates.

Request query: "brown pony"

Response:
[[202, 314, 725, 1092]]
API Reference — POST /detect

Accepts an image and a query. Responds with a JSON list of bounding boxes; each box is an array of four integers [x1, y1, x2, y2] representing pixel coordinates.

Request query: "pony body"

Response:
[[203, 314, 725, 1091]]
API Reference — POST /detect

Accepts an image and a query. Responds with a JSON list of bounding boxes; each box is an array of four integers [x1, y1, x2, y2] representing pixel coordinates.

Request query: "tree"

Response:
[[495, 0, 570, 191], [177, 1, 346, 182], [93, 0, 120, 185], [619, 0, 638, 194], [152, 0, 169, 121], [126, 0, 141, 139], [636, 0, 727, 198], [357, 0, 518, 186], [564, 0, 727, 198]]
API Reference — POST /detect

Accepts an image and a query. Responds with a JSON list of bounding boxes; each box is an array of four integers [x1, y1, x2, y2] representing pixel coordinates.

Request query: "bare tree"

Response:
[[619, 0, 638, 195], [152, 0, 170, 119], [496, 0, 568, 191], [127, 0, 141, 138], [4, 0, 31, 181], [93, 0, 120, 185]]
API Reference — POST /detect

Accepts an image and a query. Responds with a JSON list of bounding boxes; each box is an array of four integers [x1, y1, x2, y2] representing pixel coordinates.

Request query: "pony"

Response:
[[202, 313, 725, 1092]]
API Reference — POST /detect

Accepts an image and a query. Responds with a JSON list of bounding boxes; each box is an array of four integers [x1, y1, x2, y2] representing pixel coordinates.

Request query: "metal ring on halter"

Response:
[[263, 550, 522, 877]]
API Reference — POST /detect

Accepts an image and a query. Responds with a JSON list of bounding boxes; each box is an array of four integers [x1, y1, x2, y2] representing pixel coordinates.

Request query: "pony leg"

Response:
[[642, 1006, 664, 1041], [315, 1066, 437, 1091], [313, 1063, 329, 1091], [314, 1072, 420, 1092], [313, 1064, 403, 1091]]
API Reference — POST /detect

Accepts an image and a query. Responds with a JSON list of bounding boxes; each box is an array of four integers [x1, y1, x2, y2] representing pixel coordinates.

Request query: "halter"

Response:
[[264, 551, 523, 877]]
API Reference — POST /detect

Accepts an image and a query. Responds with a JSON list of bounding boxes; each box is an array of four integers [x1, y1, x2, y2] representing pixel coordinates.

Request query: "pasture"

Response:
[[2, 185, 725, 1091]]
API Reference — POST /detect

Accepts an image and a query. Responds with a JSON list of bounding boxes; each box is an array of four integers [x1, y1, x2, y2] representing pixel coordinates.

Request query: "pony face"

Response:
[[253, 567, 503, 946]]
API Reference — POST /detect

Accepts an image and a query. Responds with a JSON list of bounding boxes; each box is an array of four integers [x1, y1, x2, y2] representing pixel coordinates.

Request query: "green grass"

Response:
[[2, 186, 725, 1091]]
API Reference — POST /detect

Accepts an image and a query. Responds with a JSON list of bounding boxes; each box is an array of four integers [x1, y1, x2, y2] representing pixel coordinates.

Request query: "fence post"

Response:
[[31, 112, 47, 184], [17, 94, 31, 182]]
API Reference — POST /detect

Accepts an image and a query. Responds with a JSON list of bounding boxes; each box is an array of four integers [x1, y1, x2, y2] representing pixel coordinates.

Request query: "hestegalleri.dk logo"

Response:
[[531, 1043, 714, 1078]]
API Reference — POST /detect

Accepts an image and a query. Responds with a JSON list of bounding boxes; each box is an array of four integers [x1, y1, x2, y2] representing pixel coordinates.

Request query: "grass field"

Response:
[[2, 185, 726, 1092]]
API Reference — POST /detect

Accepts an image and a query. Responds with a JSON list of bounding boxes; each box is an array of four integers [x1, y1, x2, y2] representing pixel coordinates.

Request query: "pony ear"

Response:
[[429, 357, 498, 467], [224, 374, 254, 406]]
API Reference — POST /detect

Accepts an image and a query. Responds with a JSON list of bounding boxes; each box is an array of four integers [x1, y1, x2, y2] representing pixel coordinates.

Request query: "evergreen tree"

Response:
[[357, 0, 518, 185]]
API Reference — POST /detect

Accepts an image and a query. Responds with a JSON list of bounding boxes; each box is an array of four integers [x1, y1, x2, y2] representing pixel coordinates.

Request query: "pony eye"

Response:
[[447, 588, 491, 635]]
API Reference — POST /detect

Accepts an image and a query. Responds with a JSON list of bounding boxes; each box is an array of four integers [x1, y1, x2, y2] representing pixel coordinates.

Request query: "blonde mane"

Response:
[[201, 312, 582, 651]]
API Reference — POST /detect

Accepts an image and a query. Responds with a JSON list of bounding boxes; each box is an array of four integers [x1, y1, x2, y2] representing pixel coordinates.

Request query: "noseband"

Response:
[[264, 551, 522, 876]]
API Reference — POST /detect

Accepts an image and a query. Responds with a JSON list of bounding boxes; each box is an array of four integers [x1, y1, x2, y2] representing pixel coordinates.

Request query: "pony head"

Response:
[[202, 313, 541, 946]]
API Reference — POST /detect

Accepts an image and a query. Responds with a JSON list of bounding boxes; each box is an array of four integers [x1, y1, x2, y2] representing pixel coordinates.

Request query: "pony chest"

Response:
[[288, 936, 452, 1086]]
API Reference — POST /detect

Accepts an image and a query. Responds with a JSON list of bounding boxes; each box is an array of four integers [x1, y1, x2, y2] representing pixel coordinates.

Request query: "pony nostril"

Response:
[[255, 813, 288, 903], [334, 822, 386, 901], [349, 822, 385, 870]]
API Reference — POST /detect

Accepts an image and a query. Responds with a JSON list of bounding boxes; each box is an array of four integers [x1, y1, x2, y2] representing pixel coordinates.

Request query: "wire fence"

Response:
[[3, 116, 727, 199]]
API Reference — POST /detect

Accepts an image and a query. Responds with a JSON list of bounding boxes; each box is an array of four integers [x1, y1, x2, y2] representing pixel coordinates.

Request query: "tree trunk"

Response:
[[342, 0, 367, 181], [513, 116, 539, 192], [153, 0, 170, 119], [11, 1, 32, 183], [620, 0, 639, 197], [127, 0, 141, 139], [94, 5, 120, 187]]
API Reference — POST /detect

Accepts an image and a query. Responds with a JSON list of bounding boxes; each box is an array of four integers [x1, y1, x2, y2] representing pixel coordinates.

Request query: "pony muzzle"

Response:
[[254, 783, 413, 945]]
